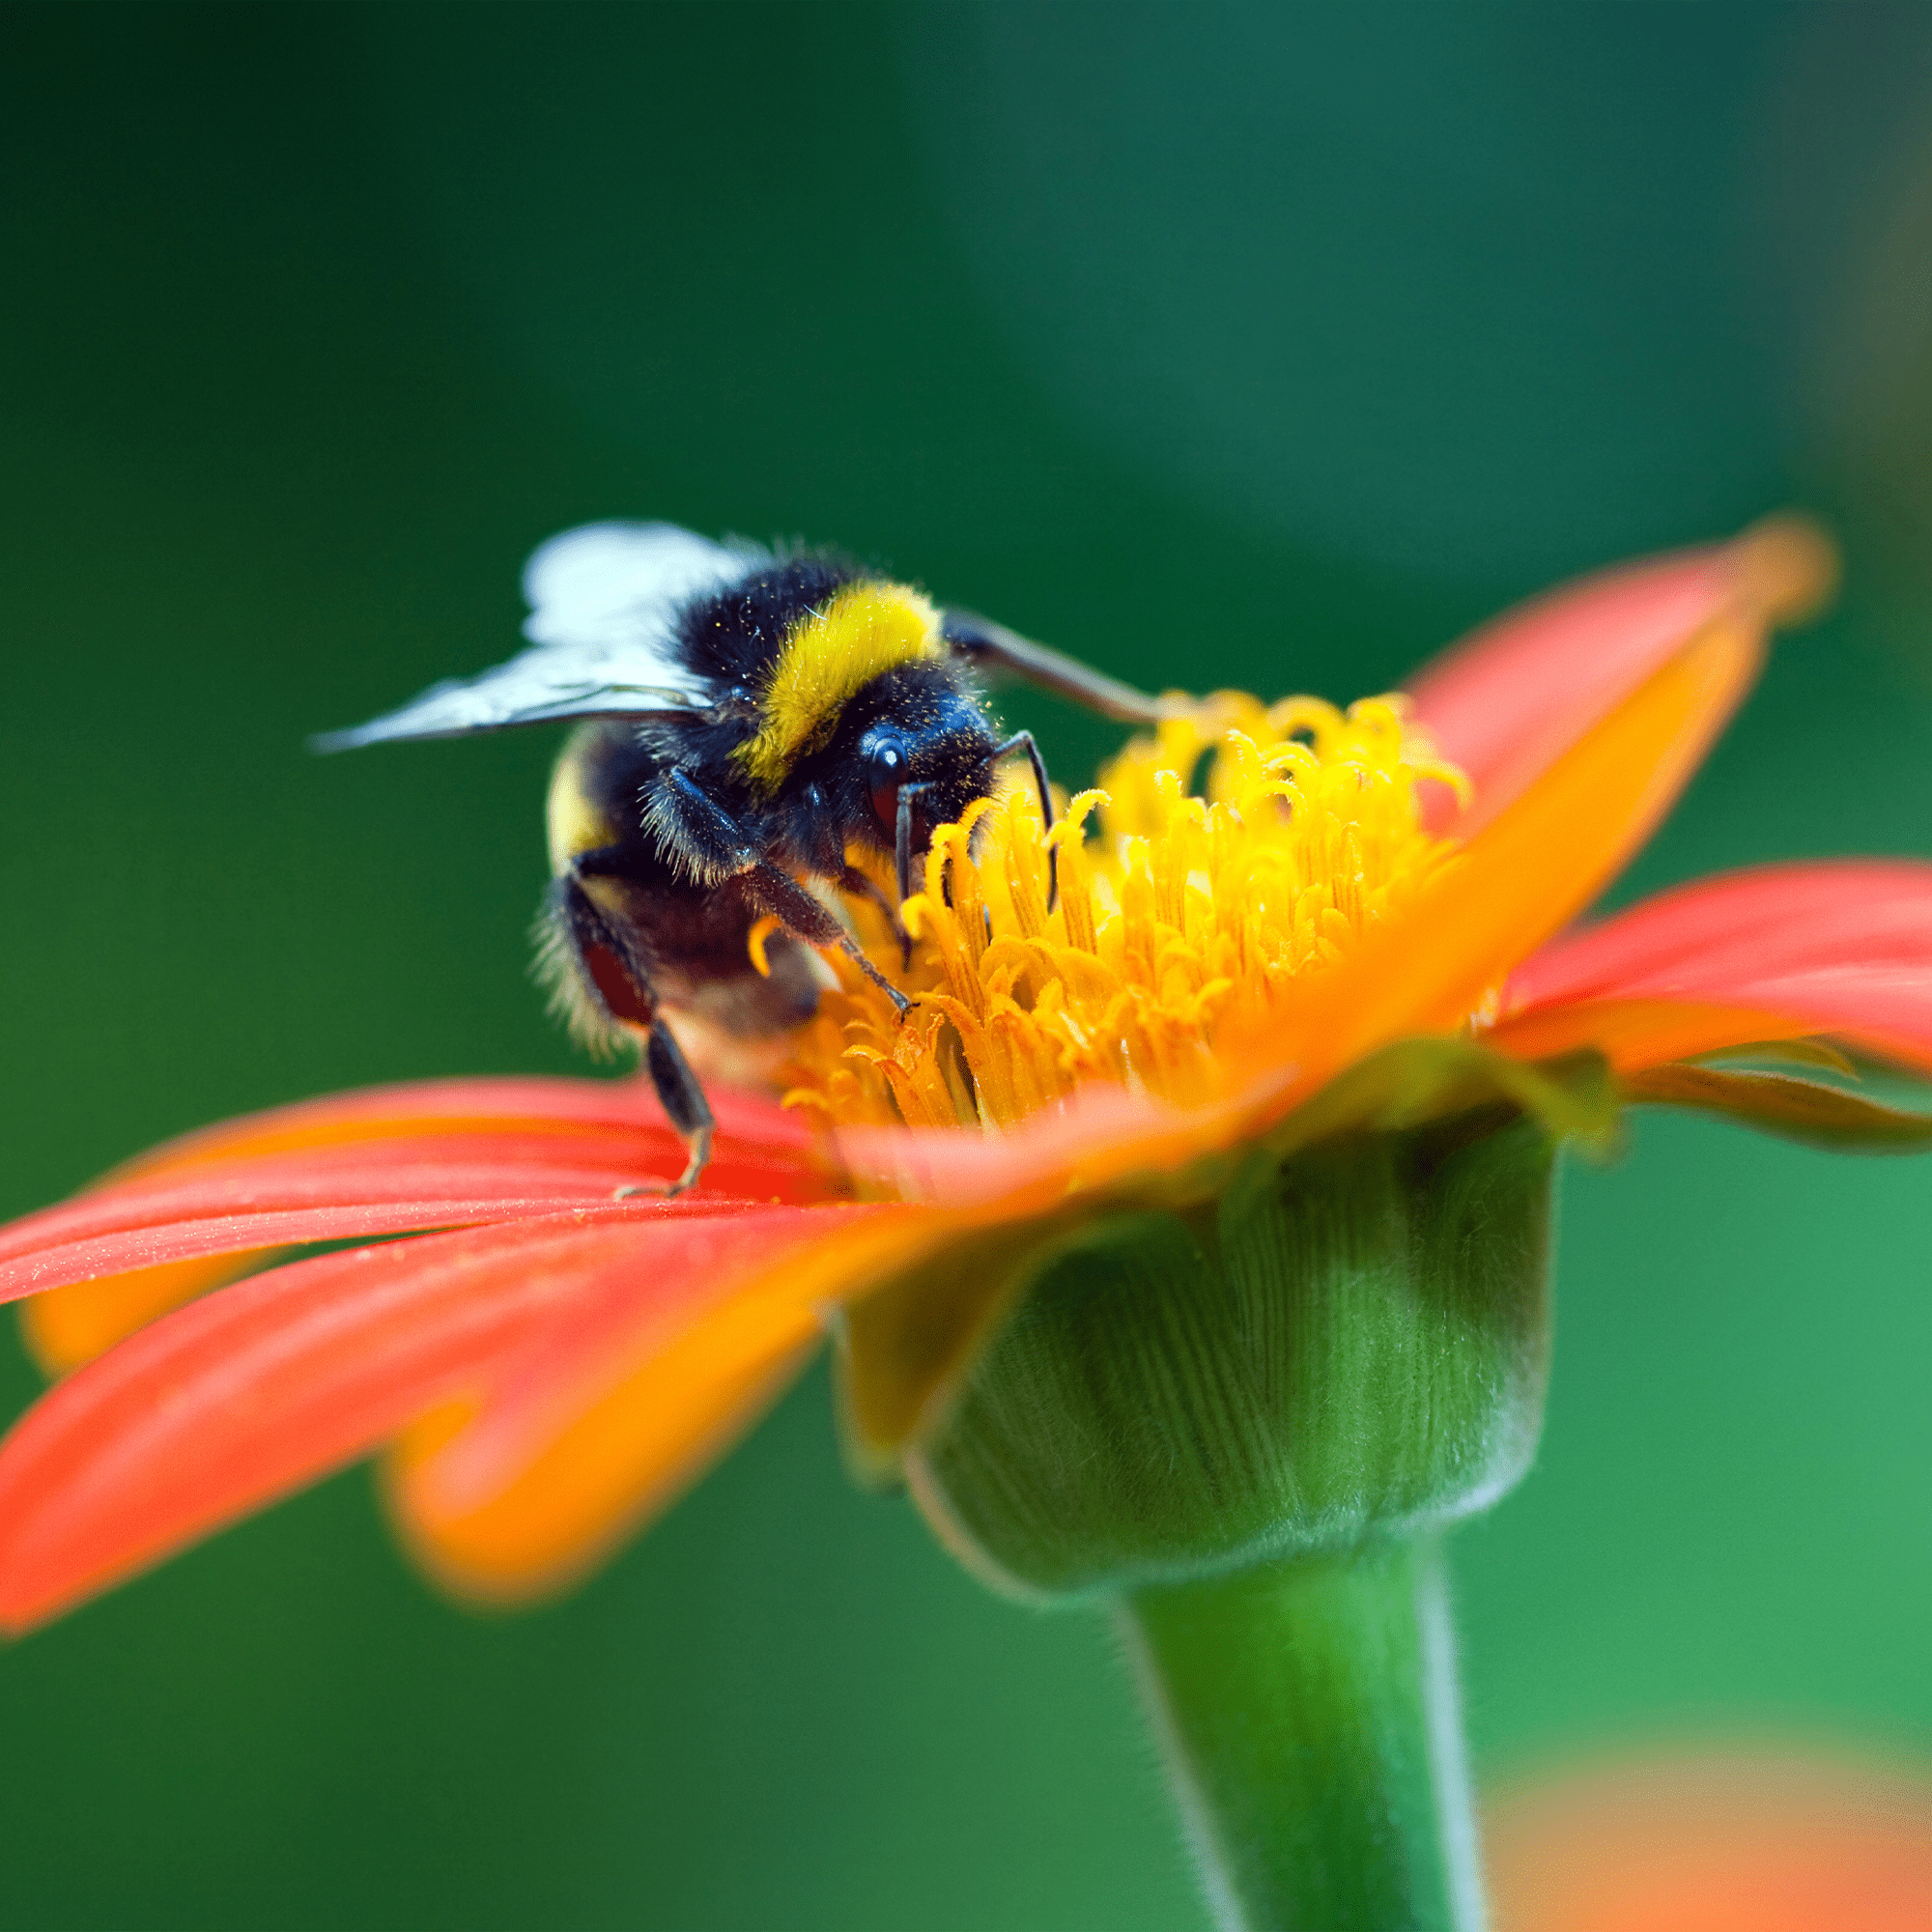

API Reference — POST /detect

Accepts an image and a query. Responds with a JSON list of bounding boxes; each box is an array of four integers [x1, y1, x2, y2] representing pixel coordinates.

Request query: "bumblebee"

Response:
[[319, 522, 1169, 1191]]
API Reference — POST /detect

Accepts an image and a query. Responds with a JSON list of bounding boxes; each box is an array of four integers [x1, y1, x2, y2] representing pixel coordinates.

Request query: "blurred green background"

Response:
[[6, 4, 1932, 1926]]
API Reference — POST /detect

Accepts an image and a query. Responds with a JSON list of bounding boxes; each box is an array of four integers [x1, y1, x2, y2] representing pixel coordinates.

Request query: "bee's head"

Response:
[[824, 663, 1000, 862]]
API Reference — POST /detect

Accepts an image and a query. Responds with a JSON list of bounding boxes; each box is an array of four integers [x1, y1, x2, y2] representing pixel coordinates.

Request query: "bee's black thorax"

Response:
[[671, 554, 858, 688], [629, 555, 867, 875]]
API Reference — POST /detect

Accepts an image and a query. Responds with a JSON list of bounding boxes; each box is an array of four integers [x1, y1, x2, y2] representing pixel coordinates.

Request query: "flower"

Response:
[[1, 516, 1925, 1634], [1485, 1749, 1932, 1932]]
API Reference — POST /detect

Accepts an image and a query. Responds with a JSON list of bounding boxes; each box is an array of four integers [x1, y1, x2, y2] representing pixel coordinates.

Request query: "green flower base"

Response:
[[900, 1110, 1556, 1932], [907, 1112, 1554, 1597]]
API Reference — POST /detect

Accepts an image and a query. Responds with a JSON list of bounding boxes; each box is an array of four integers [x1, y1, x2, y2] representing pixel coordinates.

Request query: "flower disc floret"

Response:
[[782, 692, 1471, 1129]]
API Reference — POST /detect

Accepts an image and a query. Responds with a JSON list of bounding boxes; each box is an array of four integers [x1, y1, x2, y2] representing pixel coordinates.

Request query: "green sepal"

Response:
[[1264, 1036, 1620, 1158], [904, 1110, 1558, 1601], [1690, 1036, 1858, 1076], [835, 1216, 1089, 1487], [836, 1037, 1614, 1496], [1626, 1063, 1932, 1151]]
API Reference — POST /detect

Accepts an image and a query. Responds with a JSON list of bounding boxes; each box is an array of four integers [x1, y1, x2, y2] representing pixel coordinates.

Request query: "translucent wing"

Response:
[[519, 522, 764, 655], [313, 522, 765, 751]]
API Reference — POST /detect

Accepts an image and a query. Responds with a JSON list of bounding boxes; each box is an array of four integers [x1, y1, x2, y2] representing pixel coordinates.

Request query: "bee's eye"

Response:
[[867, 740, 906, 831]]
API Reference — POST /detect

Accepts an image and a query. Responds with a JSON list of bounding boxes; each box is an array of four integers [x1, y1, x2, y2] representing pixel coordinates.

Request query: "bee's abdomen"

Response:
[[546, 721, 651, 877]]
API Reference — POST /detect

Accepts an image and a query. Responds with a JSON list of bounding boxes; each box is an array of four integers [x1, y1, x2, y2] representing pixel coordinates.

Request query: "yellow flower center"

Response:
[[781, 692, 1469, 1132]]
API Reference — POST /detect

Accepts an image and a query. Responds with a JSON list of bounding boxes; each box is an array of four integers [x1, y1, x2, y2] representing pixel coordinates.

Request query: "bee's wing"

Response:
[[939, 610, 1176, 725], [313, 522, 765, 751]]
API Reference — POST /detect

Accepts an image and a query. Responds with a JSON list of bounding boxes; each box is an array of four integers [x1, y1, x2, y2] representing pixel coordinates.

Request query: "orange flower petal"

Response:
[[388, 1346, 815, 1608], [1407, 517, 1833, 835], [1487, 1751, 1932, 1932], [0, 1209, 736, 1633], [386, 1205, 961, 1603], [18, 1249, 281, 1376], [2, 1085, 834, 1324], [1284, 597, 1772, 1100], [0, 1159, 750, 1306], [1504, 861, 1932, 1076], [1487, 998, 1819, 1074], [102, 1074, 814, 1190]]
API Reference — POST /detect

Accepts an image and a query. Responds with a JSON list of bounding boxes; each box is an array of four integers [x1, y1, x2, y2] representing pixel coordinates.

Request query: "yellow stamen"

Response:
[[746, 914, 781, 979], [782, 693, 1468, 1130]]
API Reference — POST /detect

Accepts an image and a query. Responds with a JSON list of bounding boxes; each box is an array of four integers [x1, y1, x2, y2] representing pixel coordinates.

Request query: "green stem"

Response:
[[1118, 1537, 1486, 1932]]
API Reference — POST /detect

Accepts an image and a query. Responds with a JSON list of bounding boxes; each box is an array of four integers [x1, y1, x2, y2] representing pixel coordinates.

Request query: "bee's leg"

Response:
[[799, 784, 915, 967], [989, 730, 1059, 911], [657, 768, 766, 880], [555, 863, 714, 1195], [642, 1019, 714, 1196], [895, 781, 931, 906], [657, 769, 913, 1016], [839, 865, 914, 968], [745, 861, 912, 1018]]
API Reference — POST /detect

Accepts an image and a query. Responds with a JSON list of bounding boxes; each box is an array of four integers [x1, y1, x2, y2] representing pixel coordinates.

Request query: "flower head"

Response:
[[2, 517, 1927, 1631], [784, 690, 1466, 1132], [1487, 1751, 1932, 1932]]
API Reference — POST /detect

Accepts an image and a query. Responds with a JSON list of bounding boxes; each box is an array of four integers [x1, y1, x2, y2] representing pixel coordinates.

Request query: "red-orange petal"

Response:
[[1503, 861, 1932, 1072], [1280, 588, 1774, 1106], [1487, 998, 1819, 1074], [100, 1073, 812, 1185], [5, 1068, 833, 1403], [0, 1202, 815, 1634], [1406, 518, 1834, 835], [1486, 1751, 1932, 1932], [19, 1250, 281, 1376], [3, 1095, 835, 1313], [386, 1204, 938, 1604], [0, 1162, 756, 1306]]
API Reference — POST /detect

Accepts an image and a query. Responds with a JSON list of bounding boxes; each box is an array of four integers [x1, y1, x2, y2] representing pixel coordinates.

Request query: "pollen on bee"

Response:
[[781, 692, 1470, 1132]]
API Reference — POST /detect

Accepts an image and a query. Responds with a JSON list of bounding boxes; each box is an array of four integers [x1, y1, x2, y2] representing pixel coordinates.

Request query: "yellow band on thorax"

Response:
[[733, 580, 943, 795]]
